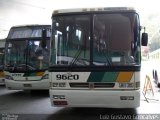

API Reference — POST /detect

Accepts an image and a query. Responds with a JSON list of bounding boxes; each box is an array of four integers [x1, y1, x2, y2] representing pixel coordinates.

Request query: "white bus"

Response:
[[4, 25, 51, 90], [49, 7, 148, 108], [0, 39, 5, 85]]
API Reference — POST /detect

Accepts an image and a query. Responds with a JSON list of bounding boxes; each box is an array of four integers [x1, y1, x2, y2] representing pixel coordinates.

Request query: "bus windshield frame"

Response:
[[50, 12, 141, 71], [5, 25, 51, 72]]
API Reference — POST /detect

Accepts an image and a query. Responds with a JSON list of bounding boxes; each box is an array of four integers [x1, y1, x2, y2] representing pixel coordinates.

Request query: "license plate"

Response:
[[23, 84, 32, 87]]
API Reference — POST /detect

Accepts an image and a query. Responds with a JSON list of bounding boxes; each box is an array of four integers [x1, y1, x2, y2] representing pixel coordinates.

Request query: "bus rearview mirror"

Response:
[[141, 33, 148, 46], [41, 29, 47, 48]]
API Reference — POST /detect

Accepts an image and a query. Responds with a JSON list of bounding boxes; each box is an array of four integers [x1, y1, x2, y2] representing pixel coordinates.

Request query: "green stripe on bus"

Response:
[[102, 72, 119, 82], [24, 72, 36, 77], [87, 72, 105, 82], [87, 72, 119, 82]]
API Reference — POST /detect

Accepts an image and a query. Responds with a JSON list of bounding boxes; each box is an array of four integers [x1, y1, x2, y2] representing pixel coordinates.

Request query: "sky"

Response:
[[0, 0, 160, 39]]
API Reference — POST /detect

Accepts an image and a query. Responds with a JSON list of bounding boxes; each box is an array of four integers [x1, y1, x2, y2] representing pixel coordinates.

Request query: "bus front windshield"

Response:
[[5, 40, 50, 71], [0, 48, 5, 70], [51, 13, 140, 67]]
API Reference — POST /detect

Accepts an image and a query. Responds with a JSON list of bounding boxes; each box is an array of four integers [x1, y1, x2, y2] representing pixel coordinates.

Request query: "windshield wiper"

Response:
[[70, 34, 88, 66], [70, 47, 83, 66], [101, 51, 112, 66]]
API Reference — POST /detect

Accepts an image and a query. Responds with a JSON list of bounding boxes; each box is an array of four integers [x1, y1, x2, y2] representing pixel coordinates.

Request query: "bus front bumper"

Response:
[[5, 79, 49, 90], [50, 89, 140, 108]]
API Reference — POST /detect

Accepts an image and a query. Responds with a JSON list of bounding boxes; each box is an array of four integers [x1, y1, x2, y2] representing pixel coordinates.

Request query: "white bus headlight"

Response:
[[52, 83, 58, 87], [41, 74, 49, 79], [119, 83, 134, 88], [136, 82, 140, 88], [5, 75, 14, 80], [53, 95, 65, 99], [59, 83, 66, 87], [120, 96, 134, 100], [52, 83, 66, 87]]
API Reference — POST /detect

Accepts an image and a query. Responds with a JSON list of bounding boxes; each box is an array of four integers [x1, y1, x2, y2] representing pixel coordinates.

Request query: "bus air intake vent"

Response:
[[70, 83, 89, 88], [69, 83, 115, 88], [94, 83, 115, 88]]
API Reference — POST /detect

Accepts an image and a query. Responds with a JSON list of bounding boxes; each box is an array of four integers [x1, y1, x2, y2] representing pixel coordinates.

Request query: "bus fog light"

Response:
[[128, 96, 134, 100], [59, 83, 66, 87], [53, 83, 58, 87], [41, 74, 49, 79], [53, 95, 59, 99], [53, 95, 65, 99], [136, 82, 140, 88], [60, 95, 65, 99], [119, 83, 134, 88], [5, 75, 14, 80], [120, 96, 134, 100], [52, 83, 66, 87]]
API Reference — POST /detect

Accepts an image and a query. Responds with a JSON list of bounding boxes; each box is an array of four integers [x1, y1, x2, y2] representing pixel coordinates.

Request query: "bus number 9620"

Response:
[[56, 74, 79, 80]]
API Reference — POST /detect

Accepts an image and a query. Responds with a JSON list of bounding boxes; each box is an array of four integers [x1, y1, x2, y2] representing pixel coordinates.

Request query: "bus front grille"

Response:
[[69, 83, 115, 88]]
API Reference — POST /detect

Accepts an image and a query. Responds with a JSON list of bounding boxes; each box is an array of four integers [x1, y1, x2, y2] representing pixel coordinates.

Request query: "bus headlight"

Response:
[[53, 95, 65, 99], [5, 75, 14, 80], [136, 82, 140, 88], [59, 83, 66, 87], [52, 83, 58, 87], [120, 96, 134, 100], [41, 74, 49, 79], [119, 83, 134, 88], [52, 83, 66, 87]]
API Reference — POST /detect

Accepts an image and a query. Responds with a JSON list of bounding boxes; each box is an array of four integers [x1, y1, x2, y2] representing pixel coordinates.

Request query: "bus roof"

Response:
[[7, 25, 51, 39], [10, 24, 51, 29], [53, 7, 136, 15]]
